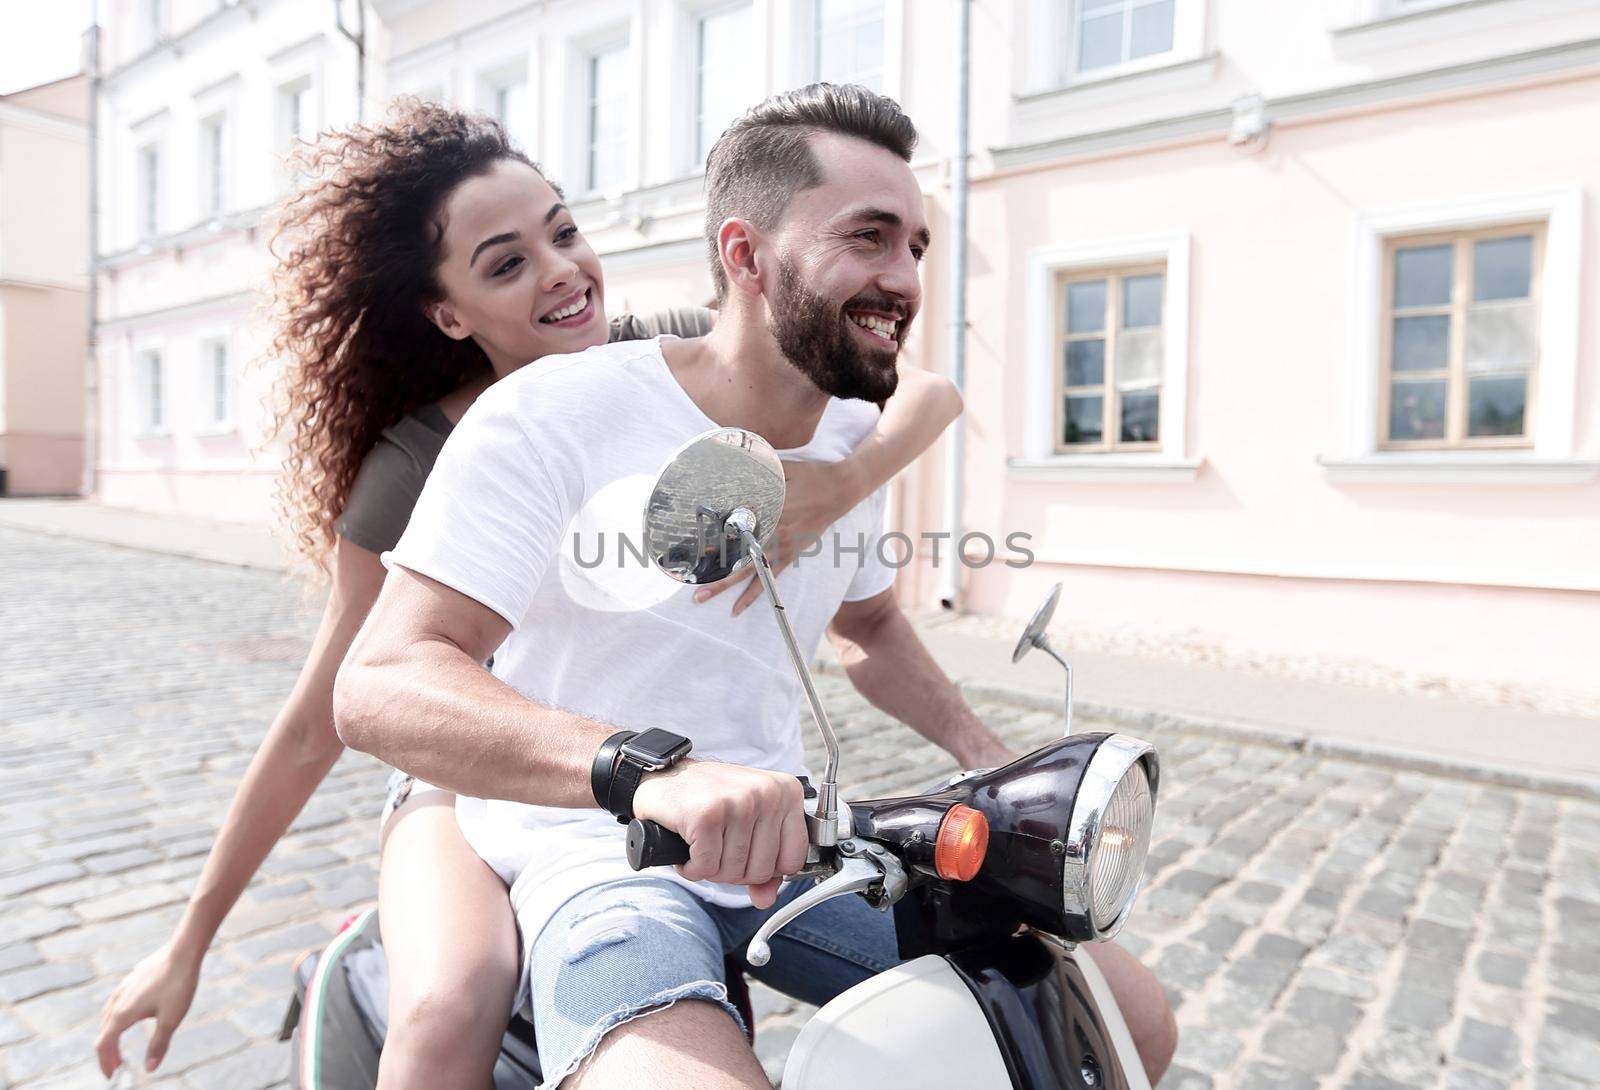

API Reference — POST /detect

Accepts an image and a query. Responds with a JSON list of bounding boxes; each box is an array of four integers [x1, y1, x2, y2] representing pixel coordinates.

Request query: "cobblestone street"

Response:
[[2, 526, 1597, 1089]]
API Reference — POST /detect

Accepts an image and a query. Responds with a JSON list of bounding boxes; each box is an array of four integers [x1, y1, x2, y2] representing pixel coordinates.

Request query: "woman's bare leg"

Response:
[[376, 791, 520, 1090]]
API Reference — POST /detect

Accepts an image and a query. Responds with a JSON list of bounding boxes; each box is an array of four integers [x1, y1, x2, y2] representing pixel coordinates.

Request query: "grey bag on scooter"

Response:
[[281, 907, 542, 1090]]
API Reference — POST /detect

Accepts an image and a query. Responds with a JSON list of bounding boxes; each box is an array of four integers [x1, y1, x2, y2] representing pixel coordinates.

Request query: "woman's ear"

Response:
[[424, 299, 472, 341], [717, 217, 766, 299]]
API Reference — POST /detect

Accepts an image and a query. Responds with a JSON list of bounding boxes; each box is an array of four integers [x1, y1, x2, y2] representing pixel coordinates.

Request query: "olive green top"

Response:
[[334, 306, 715, 554]]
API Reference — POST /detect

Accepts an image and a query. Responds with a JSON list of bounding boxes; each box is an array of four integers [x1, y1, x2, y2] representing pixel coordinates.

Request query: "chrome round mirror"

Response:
[[1012, 582, 1062, 663], [644, 428, 785, 585]]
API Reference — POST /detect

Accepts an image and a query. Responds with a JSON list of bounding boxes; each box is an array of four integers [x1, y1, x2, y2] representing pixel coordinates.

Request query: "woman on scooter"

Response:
[[93, 99, 963, 1087]]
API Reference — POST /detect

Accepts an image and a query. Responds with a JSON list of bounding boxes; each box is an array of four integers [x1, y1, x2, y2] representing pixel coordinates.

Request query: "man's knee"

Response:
[[562, 997, 767, 1090], [1085, 942, 1178, 1084], [1138, 994, 1179, 1083]]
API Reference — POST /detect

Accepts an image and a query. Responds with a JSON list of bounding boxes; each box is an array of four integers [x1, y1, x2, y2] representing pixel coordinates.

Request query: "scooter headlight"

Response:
[[853, 733, 1159, 949], [1064, 738, 1156, 938]]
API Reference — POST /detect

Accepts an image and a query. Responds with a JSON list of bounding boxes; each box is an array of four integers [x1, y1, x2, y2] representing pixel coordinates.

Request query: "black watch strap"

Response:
[[590, 730, 637, 813], [592, 729, 693, 823], [610, 757, 649, 825]]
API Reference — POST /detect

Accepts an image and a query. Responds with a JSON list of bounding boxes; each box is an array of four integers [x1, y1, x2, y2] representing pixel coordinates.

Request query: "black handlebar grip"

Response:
[[626, 819, 692, 870]]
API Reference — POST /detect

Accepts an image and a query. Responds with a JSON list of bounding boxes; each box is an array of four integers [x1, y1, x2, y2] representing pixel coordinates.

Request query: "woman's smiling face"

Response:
[[427, 159, 608, 374]]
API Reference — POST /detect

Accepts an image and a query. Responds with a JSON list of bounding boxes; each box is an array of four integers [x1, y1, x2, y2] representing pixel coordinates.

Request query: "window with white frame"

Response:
[[280, 79, 314, 148], [587, 44, 628, 191], [138, 350, 165, 433], [1381, 0, 1469, 14], [1332, 190, 1582, 478], [815, 0, 885, 92], [201, 338, 232, 429], [696, 3, 756, 165], [1057, 266, 1165, 451], [137, 143, 161, 238], [1020, 233, 1192, 473], [493, 78, 530, 148], [142, 0, 165, 47], [200, 113, 228, 217], [1381, 225, 1543, 448], [1071, 0, 1175, 76]]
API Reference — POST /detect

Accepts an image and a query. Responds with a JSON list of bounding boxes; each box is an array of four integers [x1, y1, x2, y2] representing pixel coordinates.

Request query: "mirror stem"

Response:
[[1036, 635, 1074, 736], [730, 509, 840, 847]]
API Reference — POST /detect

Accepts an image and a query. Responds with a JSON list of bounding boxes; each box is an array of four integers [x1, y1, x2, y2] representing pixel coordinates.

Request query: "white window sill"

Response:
[[1008, 455, 1203, 482], [134, 429, 171, 440], [194, 423, 237, 438], [1318, 453, 1600, 485], [1017, 52, 1217, 107], [1333, 0, 1503, 36]]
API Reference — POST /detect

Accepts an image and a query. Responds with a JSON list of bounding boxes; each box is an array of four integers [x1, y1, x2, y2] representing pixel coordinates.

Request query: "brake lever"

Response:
[[745, 839, 907, 967]]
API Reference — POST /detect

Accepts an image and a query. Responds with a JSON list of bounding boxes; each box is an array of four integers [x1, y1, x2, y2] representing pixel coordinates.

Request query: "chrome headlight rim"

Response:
[[1061, 734, 1160, 943]]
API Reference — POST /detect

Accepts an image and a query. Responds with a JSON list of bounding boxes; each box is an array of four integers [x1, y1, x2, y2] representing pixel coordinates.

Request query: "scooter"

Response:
[[284, 427, 1161, 1090]]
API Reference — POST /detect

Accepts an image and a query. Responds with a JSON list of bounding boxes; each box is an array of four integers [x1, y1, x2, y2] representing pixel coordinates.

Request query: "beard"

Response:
[[768, 257, 905, 403]]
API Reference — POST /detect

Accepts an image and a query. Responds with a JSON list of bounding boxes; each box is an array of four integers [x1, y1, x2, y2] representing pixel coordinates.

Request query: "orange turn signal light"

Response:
[[934, 804, 989, 882]]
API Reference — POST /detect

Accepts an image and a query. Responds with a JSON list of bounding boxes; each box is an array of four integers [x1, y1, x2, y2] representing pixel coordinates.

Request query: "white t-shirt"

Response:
[[386, 336, 896, 945]]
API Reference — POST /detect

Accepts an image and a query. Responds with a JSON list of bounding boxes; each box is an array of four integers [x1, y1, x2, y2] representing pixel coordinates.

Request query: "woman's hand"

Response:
[[694, 459, 863, 615], [95, 942, 202, 1077]]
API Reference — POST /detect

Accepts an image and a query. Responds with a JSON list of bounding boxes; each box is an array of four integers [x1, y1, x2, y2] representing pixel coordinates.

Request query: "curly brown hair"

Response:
[[266, 99, 554, 570]]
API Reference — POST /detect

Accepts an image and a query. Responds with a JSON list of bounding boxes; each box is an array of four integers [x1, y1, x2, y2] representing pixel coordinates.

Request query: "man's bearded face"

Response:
[[767, 255, 908, 403]]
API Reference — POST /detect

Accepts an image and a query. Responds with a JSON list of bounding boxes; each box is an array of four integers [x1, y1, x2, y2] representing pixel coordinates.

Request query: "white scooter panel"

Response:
[[782, 954, 1013, 1088]]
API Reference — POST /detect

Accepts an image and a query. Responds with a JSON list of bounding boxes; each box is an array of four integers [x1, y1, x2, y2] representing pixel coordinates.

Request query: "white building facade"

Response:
[[93, 0, 371, 519], [375, 0, 906, 318]]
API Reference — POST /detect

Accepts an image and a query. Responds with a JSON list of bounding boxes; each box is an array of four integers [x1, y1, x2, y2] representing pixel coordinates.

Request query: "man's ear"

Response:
[[423, 299, 472, 341], [717, 217, 767, 299]]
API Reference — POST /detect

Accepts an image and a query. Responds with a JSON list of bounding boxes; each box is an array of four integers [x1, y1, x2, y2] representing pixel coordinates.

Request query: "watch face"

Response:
[[624, 728, 692, 768]]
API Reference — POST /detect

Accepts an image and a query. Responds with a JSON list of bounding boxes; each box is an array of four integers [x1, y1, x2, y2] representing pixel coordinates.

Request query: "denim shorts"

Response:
[[529, 875, 901, 1087], [378, 770, 445, 834]]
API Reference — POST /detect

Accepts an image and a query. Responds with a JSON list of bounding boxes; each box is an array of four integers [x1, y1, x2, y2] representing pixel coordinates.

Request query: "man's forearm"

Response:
[[334, 638, 611, 808], [827, 605, 1013, 771]]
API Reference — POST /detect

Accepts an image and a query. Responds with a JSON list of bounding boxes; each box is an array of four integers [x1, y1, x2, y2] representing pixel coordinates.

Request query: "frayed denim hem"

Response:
[[538, 979, 747, 1089]]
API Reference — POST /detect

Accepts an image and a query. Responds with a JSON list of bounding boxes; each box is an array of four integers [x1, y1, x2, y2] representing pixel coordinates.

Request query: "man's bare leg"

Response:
[[560, 1000, 770, 1090], [1085, 942, 1179, 1084]]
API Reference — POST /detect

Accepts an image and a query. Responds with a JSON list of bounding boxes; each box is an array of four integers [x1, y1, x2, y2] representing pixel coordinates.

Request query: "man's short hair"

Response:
[[703, 82, 919, 300]]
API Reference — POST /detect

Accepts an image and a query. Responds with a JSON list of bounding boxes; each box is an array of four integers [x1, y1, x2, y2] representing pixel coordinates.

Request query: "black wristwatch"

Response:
[[590, 728, 693, 823]]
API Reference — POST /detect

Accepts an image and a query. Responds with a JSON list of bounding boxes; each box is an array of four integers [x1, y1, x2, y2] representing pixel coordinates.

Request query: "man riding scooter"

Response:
[[333, 83, 1177, 1090]]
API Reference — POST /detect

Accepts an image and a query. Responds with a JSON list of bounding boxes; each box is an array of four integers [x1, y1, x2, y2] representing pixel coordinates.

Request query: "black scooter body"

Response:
[[948, 934, 1136, 1090], [282, 912, 1130, 1090]]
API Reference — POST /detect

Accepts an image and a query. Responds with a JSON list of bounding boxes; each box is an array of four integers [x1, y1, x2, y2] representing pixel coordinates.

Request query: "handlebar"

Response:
[[626, 819, 691, 869], [624, 776, 816, 871]]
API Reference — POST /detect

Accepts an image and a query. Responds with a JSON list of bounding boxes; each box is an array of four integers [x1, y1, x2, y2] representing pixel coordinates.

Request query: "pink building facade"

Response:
[[0, 76, 89, 495], [882, 0, 1600, 709]]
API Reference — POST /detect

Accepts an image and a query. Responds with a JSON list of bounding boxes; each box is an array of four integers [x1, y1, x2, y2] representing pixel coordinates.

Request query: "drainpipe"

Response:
[[333, 0, 366, 122], [938, 0, 971, 609], [81, 3, 100, 498]]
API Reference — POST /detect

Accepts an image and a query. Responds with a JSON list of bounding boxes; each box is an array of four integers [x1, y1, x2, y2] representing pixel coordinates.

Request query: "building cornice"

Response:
[[97, 289, 256, 333], [266, 31, 330, 66], [991, 36, 1600, 171], [0, 103, 88, 140], [997, 545, 1600, 595], [101, 0, 273, 85], [0, 276, 89, 293], [97, 205, 273, 270], [386, 2, 540, 70], [192, 70, 244, 101]]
